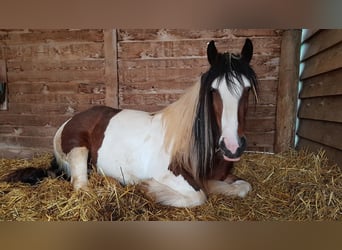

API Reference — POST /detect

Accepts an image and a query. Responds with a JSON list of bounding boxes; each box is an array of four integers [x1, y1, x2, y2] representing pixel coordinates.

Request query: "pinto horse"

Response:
[[6, 39, 258, 207]]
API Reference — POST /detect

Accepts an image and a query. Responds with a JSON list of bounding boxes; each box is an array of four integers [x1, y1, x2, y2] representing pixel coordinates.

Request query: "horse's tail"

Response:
[[2, 157, 68, 185]]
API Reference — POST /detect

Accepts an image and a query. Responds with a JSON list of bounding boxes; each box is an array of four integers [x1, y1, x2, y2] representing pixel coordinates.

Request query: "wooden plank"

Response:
[[300, 42, 342, 80], [7, 103, 94, 115], [301, 29, 342, 61], [297, 137, 342, 167], [297, 119, 342, 150], [298, 96, 342, 123], [0, 125, 57, 137], [7, 70, 104, 83], [0, 114, 70, 127], [245, 131, 275, 149], [300, 69, 342, 98], [0, 135, 53, 149], [118, 60, 206, 84], [7, 59, 104, 73], [245, 117, 276, 132], [118, 37, 281, 59], [4, 42, 104, 61], [118, 29, 283, 42], [274, 30, 302, 153], [9, 82, 105, 95], [4, 29, 104, 45], [0, 147, 52, 159], [8, 93, 105, 105], [104, 29, 118, 108], [0, 59, 7, 110]]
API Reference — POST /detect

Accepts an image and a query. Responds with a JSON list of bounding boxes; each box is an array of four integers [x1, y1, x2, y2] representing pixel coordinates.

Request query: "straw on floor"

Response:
[[0, 149, 341, 221]]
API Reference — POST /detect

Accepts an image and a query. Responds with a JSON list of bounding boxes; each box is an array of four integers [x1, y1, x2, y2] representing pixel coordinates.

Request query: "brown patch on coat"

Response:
[[208, 153, 235, 181], [237, 88, 250, 137], [212, 89, 223, 130], [168, 160, 201, 191], [61, 106, 121, 165]]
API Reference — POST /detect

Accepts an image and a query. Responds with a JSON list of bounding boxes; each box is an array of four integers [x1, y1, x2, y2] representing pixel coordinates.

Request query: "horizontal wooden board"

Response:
[[7, 59, 104, 73], [245, 116, 275, 132], [8, 81, 105, 95], [7, 70, 104, 83], [300, 69, 342, 98], [298, 96, 342, 123], [300, 42, 342, 80], [297, 137, 342, 167], [297, 119, 342, 150], [0, 125, 57, 137], [245, 131, 275, 149], [118, 37, 281, 59], [0, 146, 52, 158], [0, 114, 71, 127], [0, 135, 53, 149], [7, 103, 95, 115], [2, 29, 104, 45], [301, 29, 342, 61], [118, 29, 283, 42], [4, 42, 104, 61], [8, 92, 105, 105]]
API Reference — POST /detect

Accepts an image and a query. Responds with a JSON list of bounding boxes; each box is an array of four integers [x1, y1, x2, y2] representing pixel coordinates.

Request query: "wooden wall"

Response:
[[0, 29, 106, 157], [297, 29, 342, 166], [117, 29, 284, 153], [0, 29, 285, 158]]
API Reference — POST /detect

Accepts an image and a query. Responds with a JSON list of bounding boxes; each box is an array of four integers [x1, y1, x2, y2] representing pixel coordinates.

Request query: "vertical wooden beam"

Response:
[[104, 29, 119, 108], [0, 59, 8, 110], [274, 29, 302, 153]]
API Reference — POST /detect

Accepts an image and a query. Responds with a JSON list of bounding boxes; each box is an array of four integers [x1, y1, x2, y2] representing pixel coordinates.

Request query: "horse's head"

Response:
[[204, 39, 258, 162]]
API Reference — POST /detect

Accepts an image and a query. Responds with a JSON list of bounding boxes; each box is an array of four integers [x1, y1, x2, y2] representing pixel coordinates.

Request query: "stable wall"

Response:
[[0, 29, 292, 158], [297, 29, 342, 166]]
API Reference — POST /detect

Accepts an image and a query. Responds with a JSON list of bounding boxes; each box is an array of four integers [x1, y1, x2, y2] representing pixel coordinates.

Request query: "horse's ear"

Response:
[[207, 40, 218, 66], [240, 38, 253, 64]]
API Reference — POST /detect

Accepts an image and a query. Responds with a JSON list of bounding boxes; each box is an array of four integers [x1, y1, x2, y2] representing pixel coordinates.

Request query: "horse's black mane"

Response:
[[193, 51, 258, 182]]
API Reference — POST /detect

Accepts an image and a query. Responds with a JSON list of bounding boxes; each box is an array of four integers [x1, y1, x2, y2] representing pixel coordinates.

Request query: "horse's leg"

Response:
[[140, 174, 206, 208], [207, 178, 252, 198], [207, 157, 252, 198], [67, 146, 89, 190]]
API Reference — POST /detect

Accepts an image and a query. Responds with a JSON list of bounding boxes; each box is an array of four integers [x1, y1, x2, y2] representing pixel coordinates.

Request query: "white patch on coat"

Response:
[[53, 120, 71, 177], [67, 146, 89, 190], [143, 178, 206, 207], [211, 75, 251, 153], [96, 109, 205, 207], [96, 110, 168, 183]]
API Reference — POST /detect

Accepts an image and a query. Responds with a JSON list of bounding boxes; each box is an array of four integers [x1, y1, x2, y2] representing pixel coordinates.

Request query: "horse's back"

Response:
[[96, 109, 169, 183], [56, 106, 119, 158]]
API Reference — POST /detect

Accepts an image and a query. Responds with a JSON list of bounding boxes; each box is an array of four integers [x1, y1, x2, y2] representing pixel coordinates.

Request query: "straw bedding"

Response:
[[0, 149, 341, 221]]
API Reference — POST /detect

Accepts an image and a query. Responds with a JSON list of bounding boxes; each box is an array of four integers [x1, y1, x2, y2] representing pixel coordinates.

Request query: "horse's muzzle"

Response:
[[219, 136, 247, 161]]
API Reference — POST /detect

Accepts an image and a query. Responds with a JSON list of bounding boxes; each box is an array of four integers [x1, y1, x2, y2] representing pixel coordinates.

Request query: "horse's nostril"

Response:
[[219, 136, 247, 159]]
